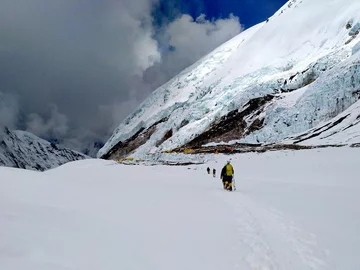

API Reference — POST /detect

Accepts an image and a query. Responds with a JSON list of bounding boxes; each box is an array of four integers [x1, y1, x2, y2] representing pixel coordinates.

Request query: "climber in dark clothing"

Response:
[[207, 167, 210, 174]]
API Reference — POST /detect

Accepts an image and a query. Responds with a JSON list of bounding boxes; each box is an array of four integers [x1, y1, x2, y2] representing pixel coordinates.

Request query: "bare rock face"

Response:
[[184, 95, 275, 148], [0, 128, 87, 171], [101, 118, 168, 160]]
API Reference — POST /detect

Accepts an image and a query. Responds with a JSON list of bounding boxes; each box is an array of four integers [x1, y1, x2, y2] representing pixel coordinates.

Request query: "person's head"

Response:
[[227, 160, 231, 164]]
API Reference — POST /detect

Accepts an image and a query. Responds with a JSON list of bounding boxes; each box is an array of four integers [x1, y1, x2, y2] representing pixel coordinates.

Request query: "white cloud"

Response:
[[143, 13, 242, 89], [133, 28, 161, 74], [165, 13, 242, 63]]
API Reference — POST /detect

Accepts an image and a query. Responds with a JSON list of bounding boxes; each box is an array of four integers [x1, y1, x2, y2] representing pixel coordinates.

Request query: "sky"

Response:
[[0, 0, 287, 154]]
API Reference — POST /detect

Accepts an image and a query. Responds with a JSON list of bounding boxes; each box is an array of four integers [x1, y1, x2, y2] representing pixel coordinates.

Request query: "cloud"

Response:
[[144, 14, 242, 87], [167, 13, 241, 55], [0, 0, 242, 154], [0, 0, 160, 147], [0, 92, 19, 130], [26, 104, 69, 139]]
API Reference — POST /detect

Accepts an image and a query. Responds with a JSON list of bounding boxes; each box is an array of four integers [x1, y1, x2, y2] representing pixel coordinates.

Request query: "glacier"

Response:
[[99, 0, 360, 160]]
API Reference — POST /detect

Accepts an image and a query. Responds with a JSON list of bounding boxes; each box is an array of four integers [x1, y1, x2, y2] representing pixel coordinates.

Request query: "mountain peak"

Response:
[[0, 128, 87, 171]]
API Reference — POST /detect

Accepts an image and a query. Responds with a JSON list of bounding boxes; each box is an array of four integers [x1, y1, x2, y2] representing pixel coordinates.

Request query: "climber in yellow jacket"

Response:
[[220, 160, 234, 191]]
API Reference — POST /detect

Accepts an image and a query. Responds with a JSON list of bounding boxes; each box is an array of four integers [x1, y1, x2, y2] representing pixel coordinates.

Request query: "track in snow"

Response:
[[1, 148, 359, 270], [220, 191, 329, 270]]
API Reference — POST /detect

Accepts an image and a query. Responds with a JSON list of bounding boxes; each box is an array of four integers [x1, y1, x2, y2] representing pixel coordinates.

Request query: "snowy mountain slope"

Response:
[[99, 0, 360, 159], [0, 128, 87, 171], [1, 147, 359, 269]]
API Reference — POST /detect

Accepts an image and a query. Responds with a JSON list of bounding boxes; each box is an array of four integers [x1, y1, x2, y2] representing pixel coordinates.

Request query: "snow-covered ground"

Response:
[[1, 147, 359, 270]]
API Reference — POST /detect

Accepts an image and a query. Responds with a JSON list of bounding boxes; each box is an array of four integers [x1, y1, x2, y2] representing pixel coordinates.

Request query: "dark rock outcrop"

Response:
[[184, 95, 275, 148]]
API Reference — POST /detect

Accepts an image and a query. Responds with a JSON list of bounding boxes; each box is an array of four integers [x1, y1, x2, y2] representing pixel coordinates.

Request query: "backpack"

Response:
[[225, 164, 233, 176]]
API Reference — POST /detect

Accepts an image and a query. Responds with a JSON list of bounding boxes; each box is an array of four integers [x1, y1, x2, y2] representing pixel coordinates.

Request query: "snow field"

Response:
[[1, 147, 360, 269]]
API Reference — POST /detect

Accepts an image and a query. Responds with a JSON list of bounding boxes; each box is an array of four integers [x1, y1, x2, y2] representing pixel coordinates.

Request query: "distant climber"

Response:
[[221, 160, 234, 191], [213, 168, 216, 178], [207, 167, 210, 174]]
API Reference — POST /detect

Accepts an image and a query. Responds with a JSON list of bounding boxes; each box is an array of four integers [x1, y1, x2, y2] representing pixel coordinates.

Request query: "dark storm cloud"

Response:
[[0, 92, 19, 130], [0, 0, 241, 153], [0, 0, 160, 144]]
